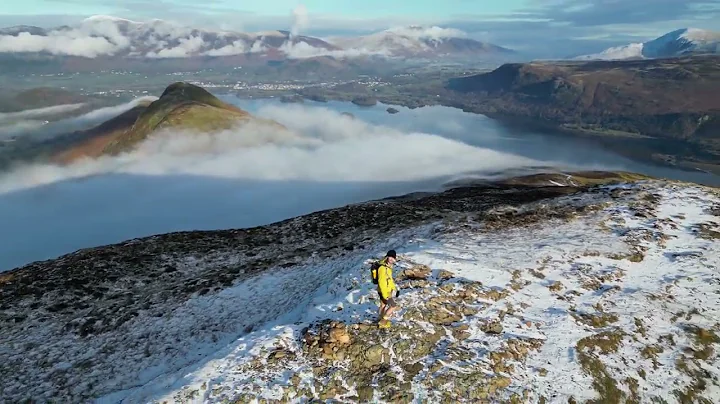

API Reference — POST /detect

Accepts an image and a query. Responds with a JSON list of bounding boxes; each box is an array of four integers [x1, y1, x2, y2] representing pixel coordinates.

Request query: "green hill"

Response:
[[48, 82, 282, 162], [101, 82, 266, 155]]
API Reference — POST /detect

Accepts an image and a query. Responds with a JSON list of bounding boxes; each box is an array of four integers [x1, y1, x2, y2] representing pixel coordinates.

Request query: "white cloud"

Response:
[[202, 39, 248, 56], [146, 35, 205, 58], [291, 4, 309, 37], [0, 96, 157, 143], [0, 102, 545, 271], [279, 40, 389, 59], [386, 26, 468, 40], [0, 31, 121, 57], [0, 103, 86, 123]]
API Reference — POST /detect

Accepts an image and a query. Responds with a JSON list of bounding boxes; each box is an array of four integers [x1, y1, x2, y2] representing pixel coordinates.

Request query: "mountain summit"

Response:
[[576, 28, 720, 60], [52, 82, 281, 162], [328, 25, 514, 58]]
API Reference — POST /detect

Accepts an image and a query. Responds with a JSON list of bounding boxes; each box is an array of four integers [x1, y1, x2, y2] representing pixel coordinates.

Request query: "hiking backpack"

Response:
[[370, 261, 381, 284]]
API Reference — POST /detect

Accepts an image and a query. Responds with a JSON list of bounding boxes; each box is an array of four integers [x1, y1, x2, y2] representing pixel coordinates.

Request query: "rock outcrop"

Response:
[[230, 272, 542, 403]]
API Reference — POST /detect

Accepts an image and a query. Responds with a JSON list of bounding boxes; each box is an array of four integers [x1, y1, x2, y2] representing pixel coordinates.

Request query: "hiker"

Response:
[[376, 249, 400, 328]]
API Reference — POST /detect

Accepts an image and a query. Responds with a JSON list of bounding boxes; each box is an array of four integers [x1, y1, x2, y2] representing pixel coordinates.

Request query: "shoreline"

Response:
[[232, 90, 720, 176]]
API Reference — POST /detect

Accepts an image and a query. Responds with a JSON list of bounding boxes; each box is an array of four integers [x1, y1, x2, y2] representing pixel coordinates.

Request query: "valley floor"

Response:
[[124, 181, 720, 403]]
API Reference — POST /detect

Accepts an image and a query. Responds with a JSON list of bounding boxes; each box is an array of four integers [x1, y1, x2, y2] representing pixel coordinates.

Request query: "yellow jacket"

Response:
[[377, 258, 396, 299]]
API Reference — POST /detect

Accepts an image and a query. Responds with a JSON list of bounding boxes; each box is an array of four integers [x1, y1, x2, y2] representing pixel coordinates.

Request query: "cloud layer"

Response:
[[1, 0, 719, 59], [0, 101, 555, 271], [0, 13, 504, 60], [2, 98, 716, 272]]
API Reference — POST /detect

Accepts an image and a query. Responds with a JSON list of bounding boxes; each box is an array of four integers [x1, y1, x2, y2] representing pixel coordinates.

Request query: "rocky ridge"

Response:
[[162, 175, 720, 403], [1, 171, 719, 402]]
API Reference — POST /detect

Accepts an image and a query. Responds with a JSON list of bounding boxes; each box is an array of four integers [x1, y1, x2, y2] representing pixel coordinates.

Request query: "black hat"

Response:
[[385, 249, 397, 258]]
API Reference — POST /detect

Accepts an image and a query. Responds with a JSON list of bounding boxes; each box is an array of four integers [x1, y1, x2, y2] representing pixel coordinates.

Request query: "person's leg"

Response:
[[378, 288, 388, 319], [384, 298, 399, 319]]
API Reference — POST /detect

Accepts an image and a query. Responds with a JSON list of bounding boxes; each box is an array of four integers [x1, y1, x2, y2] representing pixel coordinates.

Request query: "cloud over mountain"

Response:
[[0, 15, 511, 60], [575, 27, 720, 60]]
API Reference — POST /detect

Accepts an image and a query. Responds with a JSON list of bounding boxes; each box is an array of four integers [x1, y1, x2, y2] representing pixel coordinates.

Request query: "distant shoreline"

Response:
[[231, 90, 720, 177]]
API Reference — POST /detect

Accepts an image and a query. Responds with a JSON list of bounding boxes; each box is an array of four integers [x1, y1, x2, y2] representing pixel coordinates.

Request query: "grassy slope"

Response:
[[101, 82, 255, 155], [50, 100, 153, 164]]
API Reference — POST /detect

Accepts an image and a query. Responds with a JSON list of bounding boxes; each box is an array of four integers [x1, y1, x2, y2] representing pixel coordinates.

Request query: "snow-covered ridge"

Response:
[[575, 28, 720, 61], [327, 25, 512, 57], [1, 174, 718, 402]]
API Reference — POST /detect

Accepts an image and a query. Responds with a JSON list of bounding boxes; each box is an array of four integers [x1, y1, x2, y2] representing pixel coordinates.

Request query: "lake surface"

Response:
[[0, 97, 717, 272], [229, 96, 720, 187]]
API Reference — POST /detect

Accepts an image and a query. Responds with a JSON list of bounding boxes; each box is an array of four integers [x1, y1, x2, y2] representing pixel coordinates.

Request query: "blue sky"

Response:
[[3, 0, 530, 19], [1, 0, 719, 57]]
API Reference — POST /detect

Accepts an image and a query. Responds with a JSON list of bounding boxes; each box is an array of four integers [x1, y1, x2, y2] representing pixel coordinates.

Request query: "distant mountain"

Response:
[[444, 55, 720, 171], [0, 25, 47, 36], [51, 82, 283, 162], [575, 28, 720, 60], [0, 15, 338, 59], [0, 87, 91, 113], [328, 26, 514, 58], [0, 18, 511, 62]]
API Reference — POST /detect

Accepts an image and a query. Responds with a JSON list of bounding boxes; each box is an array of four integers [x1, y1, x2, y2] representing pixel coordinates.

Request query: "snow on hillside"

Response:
[[326, 26, 511, 57], [78, 180, 720, 403], [576, 28, 720, 61], [574, 43, 644, 61], [0, 16, 506, 60]]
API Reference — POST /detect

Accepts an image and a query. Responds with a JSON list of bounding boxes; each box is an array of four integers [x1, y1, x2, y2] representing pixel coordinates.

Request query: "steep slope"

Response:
[[50, 100, 153, 163], [443, 55, 720, 170], [576, 28, 720, 60], [53, 82, 280, 160], [0, 172, 718, 403], [101, 82, 251, 155]]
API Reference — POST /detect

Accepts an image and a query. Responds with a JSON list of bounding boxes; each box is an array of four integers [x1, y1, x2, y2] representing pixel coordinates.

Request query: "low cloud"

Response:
[[145, 35, 205, 58], [0, 17, 270, 58], [0, 31, 120, 58], [2, 98, 707, 272], [0, 102, 546, 271], [279, 41, 389, 59], [385, 26, 467, 40], [0, 103, 86, 123], [0, 96, 156, 141]]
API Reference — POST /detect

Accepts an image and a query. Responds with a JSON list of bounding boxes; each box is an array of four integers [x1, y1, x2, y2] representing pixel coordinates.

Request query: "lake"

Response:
[[0, 96, 717, 272]]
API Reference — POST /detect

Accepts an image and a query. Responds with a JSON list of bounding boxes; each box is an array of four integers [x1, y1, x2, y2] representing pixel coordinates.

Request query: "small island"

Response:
[[351, 96, 377, 107]]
